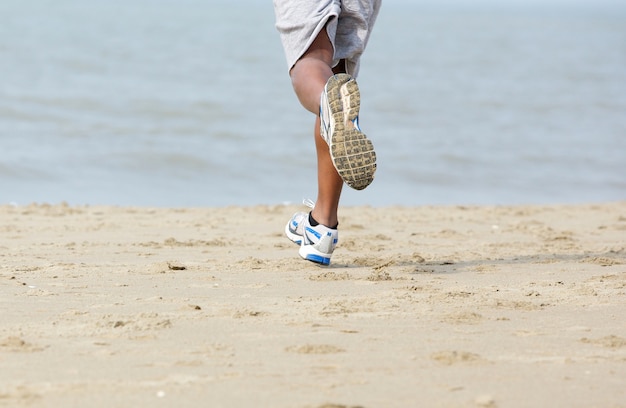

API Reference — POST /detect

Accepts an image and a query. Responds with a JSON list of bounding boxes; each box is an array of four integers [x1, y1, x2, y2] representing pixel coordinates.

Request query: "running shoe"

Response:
[[284, 199, 338, 265], [320, 73, 377, 190], [298, 215, 338, 266]]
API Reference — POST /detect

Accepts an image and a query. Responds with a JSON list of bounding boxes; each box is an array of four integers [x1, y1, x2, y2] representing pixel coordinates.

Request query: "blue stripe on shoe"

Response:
[[305, 254, 331, 265], [305, 226, 322, 240]]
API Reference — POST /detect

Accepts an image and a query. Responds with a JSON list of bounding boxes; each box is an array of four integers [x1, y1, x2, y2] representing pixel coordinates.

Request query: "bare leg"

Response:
[[312, 115, 343, 228], [290, 28, 344, 228]]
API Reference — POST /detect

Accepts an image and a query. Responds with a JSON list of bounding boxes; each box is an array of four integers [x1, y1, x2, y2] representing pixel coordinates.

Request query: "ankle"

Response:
[[310, 210, 338, 229]]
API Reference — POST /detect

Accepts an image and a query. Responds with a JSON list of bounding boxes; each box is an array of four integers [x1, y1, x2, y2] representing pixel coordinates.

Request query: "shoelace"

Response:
[[302, 198, 315, 209]]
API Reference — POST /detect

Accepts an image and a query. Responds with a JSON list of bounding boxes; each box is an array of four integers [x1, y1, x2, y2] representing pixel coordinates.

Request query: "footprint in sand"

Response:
[[285, 344, 345, 354], [431, 350, 488, 365], [581, 335, 626, 349], [0, 336, 45, 352]]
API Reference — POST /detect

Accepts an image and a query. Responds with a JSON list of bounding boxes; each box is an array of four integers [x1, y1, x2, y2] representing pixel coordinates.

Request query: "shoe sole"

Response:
[[325, 74, 377, 191], [299, 245, 332, 266]]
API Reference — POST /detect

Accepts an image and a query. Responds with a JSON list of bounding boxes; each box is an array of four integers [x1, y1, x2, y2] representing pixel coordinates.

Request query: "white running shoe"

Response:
[[320, 73, 377, 191], [285, 199, 338, 265], [298, 215, 338, 266]]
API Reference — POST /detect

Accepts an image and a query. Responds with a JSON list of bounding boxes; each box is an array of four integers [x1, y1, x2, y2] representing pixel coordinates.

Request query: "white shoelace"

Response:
[[302, 198, 315, 209]]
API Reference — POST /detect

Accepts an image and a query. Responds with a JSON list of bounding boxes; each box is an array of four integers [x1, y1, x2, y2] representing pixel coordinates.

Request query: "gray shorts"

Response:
[[273, 0, 382, 77]]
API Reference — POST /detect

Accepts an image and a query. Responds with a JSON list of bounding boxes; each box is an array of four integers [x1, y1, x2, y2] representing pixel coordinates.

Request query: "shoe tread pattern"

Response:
[[325, 74, 376, 191]]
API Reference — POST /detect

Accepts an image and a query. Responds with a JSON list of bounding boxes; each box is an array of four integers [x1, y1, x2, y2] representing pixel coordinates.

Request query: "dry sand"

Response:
[[1, 202, 625, 407]]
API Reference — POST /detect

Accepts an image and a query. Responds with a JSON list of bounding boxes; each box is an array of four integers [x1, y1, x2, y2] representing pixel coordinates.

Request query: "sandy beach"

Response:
[[1, 202, 625, 407]]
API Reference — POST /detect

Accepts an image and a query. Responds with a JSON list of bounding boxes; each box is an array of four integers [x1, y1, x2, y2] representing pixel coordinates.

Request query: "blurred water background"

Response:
[[1, 0, 625, 207]]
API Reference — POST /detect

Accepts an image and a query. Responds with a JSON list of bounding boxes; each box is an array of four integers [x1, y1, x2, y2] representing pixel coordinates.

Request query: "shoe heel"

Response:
[[341, 78, 361, 123], [303, 253, 331, 265], [299, 230, 336, 266]]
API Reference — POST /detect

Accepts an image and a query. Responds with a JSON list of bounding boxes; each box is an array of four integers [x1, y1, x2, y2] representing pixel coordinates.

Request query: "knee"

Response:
[[289, 56, 330, 91]]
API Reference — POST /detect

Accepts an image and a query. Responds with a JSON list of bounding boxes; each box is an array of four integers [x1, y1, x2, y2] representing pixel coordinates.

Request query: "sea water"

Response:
[[1, 0, 625, 207]]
